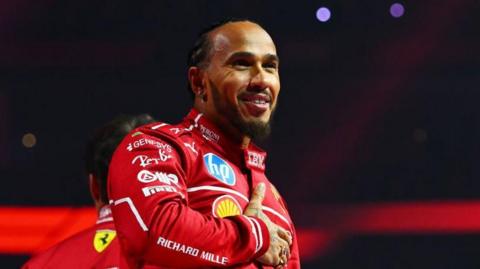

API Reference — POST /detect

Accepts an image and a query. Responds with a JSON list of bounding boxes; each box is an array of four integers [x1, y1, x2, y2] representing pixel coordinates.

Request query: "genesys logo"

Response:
[[137, 170, 179, 186], [127, 138, 173, 152], [203, 153, 236, 186]]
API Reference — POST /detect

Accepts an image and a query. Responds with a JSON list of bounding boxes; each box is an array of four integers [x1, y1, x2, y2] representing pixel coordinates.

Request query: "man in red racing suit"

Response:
[[22, 205, 127, 269], [22, 114, 156, 269], [108, 19, 300, 268]]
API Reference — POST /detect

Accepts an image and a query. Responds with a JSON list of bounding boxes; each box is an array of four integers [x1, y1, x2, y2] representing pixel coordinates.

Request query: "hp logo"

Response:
[[203, 153, 236, 186]]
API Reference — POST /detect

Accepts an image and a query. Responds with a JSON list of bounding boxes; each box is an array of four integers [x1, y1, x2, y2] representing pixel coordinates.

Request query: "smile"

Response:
[[239, 93, 272, 117]]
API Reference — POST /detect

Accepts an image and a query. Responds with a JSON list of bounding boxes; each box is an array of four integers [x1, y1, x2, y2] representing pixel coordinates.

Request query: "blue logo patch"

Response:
[[203, 153, 236, 186]]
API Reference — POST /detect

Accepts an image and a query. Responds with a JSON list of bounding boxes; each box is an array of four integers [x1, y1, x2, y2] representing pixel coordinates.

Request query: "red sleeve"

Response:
[[108, 130, 270, 268]]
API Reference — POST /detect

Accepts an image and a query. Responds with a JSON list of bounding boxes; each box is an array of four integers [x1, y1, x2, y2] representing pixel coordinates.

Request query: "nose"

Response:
[[248, 64, 271, 91]]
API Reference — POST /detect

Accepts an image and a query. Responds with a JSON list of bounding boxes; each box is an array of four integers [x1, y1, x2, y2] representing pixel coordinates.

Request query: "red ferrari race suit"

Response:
[[108, 109, 300, 268], [22, 205, 128, 269]]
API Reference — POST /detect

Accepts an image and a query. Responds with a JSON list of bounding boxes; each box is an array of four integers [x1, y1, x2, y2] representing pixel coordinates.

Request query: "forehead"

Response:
[[209, 22, 277, 60]]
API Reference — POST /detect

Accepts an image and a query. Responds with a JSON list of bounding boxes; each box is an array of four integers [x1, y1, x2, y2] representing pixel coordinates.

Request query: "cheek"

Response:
[[269, 77, 281, 100], [222, 76, 249, 98]]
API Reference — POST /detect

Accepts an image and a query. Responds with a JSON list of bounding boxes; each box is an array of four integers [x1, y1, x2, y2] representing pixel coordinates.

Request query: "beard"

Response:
[[210, 80, 275, 141]]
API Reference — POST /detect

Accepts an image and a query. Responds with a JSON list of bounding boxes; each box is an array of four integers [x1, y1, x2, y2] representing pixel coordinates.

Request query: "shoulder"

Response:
[[110, 121, 200, 174], [122, 121, 191, 151], [119, 121, 201, 158], [23, 224, 113, 268]]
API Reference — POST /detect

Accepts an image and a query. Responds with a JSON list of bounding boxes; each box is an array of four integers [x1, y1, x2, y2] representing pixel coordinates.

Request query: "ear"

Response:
[[88, 174, 102, 209], [188, 66, 206, 97]]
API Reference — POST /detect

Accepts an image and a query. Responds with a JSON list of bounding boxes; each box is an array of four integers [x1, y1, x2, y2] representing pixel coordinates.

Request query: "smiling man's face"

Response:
[[201, 21, 280, 140]]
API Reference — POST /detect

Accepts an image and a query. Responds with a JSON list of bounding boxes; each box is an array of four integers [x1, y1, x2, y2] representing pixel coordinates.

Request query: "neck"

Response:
[[193, 103, 251, 149], [241, 136, 251, 149]]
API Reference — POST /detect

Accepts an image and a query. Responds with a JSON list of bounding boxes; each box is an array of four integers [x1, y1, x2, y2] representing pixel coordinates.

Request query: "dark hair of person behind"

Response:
[[186, 18, 259, 99], [85, 114, 156, 204]]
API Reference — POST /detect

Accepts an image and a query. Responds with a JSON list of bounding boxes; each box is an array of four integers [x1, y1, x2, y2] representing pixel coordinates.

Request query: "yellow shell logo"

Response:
[[93, 229, 116, 253], [212, 195, 242, 218]]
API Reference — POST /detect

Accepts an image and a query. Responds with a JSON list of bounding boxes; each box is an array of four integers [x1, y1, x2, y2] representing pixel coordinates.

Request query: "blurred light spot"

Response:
[[390, 3, 405, 18], [316, 7, 331, 22], [22, 133, 36, 148], [413, 128, 427, 143]]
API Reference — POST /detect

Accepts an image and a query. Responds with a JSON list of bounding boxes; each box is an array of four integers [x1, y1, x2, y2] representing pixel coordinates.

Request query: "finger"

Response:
[[250, 183, 265, 205], [246, 183, 266, 213], [280, 245, 290, 261], [282, 246, 290, 261], [270, 250, 282, 268], [277, 227, 293, 246], [275, 252, 287, 269], [274, 237, 290, 261]]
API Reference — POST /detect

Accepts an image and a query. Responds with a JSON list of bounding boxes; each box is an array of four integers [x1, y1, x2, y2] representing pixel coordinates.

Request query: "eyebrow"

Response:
[[227, 51, 280, 63]]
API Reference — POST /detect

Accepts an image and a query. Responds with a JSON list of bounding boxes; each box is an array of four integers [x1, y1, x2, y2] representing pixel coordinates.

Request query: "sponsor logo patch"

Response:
[[156, 236, 228, 265], [203, 153, 236, 186], [212, 195, 242, 218], [199, 125, 219, 142], [131, 149, 172, 167], [127, 138, 172, 152], [142, 185, 182, 198], [247, 151, 265, 170], [93, 229, 116, 253], [137, 170, 179, 186]]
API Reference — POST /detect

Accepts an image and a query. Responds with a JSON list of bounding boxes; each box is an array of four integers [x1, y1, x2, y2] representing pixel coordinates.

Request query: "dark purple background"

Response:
[[1, 1, 480, 268]]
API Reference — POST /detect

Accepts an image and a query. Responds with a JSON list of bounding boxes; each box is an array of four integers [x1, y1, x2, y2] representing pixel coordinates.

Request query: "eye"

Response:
[[263, 62, 278, 71], [232, 59, 251, 69]]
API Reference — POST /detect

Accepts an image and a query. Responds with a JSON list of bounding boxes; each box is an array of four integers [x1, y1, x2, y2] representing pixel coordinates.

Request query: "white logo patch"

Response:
[[132, 149, 171, 167], [127, 138, 172, 152], [142, 185, 183, 198], [203, 153, 236, 186], [247, 151, 265, 169], [137, 170, 179, 186]]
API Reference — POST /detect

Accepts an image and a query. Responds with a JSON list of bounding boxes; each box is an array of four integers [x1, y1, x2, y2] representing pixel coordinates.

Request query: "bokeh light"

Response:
[[316, 7, 331, 22], [22, 133, 37, 148], [390, 3, 405, 18]]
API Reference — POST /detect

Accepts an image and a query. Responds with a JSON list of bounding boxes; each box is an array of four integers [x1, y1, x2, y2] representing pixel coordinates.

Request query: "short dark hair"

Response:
[[186, 18, 258, 99], [85, 114, 156, 204]]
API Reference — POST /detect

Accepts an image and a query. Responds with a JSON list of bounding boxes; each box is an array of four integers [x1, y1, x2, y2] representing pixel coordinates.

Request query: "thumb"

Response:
[[245, 183, 266, 215], [250, 183, 266, 206]]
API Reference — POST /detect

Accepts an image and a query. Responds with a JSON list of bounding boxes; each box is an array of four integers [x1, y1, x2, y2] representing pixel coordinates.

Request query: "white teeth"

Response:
[[253, 100, 265, 104]]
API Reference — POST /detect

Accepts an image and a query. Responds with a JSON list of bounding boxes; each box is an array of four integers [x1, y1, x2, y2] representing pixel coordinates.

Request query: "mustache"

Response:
[[208, 78, 273, 100], [242, 87, 272, 99]]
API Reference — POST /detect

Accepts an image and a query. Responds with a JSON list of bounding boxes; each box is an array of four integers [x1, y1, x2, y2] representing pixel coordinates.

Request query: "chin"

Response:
[[251, 117, 269, 125], [236, 115, 272, 141], [242, 111, 271, 122]]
